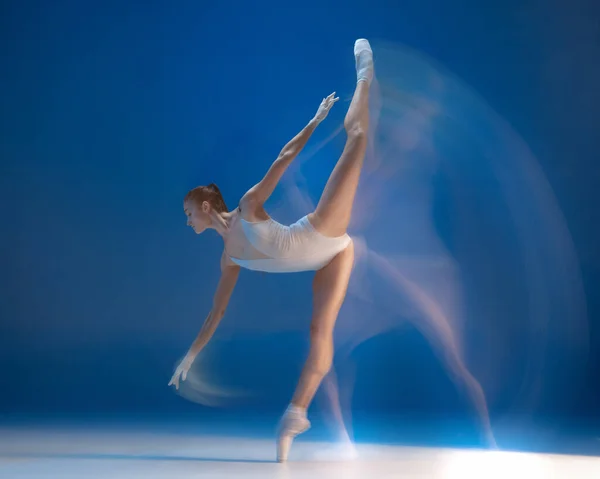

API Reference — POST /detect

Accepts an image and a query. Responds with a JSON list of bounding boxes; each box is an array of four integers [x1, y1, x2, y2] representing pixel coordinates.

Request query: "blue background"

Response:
[[1, 0, 599, 449]]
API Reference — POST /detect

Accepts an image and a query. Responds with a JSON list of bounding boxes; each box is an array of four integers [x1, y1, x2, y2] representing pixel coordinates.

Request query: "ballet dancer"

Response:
[[169, 38, 374, 462]]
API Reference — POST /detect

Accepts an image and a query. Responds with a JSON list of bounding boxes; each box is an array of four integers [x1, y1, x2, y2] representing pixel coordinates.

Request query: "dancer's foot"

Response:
[[276, 406, 311, 462], [354, 39, 374, 85]]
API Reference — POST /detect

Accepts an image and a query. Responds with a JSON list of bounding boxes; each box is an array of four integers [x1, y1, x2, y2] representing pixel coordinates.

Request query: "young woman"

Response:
[[169, 38, 374, 462]]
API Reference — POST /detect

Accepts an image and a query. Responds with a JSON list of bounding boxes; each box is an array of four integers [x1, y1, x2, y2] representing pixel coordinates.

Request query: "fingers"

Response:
[[326, 92, 339, 108], [168, 369, 181, 389], [315, 91, 338, 122], [167, 356, 194, 391], [322, 92, 338, 104]]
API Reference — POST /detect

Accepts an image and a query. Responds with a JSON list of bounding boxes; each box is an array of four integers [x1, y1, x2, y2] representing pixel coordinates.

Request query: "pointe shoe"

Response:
[[276, 409, 311, 462], [354, 38, 372, 55], [354, 39, 374, 84]]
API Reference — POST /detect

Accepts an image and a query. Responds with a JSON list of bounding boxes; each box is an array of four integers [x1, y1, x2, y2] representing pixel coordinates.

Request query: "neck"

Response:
[[210, 210, 231, 236]]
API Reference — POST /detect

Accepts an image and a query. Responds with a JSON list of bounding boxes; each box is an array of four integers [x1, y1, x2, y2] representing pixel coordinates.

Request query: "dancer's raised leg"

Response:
[[275, 38, 374, 463], [308, 39, 374, 238]]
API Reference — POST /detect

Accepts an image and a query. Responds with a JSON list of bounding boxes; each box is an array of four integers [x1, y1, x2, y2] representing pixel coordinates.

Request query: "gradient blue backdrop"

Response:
[[1, 0, 599, 445]]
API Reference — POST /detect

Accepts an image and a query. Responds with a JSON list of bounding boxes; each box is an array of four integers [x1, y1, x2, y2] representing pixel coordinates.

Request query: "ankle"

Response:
[[287, 404, 307, 416]]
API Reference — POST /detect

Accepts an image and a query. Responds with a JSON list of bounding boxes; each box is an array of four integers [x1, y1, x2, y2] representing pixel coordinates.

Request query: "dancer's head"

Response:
[[184, 183, 228, 234]]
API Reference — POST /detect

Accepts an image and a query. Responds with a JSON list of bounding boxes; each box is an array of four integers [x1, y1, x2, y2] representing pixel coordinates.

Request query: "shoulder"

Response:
[[239, 189, 259, 209], [238, 190, 270, 222]]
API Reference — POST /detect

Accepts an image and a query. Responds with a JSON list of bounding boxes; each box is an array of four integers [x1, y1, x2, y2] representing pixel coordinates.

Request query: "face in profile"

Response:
[[184, 200, 211, 234]]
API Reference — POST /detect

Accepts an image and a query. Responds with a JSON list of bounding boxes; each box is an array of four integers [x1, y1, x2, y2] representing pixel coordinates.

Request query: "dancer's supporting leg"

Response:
[[277, 241, 355, 462]]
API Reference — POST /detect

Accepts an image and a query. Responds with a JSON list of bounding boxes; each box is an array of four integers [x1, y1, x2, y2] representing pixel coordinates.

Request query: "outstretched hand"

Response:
[[168, 356, 194, 390], [314, 92, 339, 123]]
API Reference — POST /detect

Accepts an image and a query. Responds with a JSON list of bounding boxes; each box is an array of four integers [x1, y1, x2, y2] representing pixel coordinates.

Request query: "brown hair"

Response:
[[184, 183, 229, 213]]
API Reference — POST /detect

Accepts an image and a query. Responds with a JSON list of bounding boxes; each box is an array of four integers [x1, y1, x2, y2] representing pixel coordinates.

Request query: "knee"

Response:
[[344, 123, 367, 142], [307, 336, 334, 377]]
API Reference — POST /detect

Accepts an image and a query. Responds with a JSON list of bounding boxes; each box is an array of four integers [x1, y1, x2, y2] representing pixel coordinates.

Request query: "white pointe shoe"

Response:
[[354, 38, 374, 84], [276, 409, 311, 463]]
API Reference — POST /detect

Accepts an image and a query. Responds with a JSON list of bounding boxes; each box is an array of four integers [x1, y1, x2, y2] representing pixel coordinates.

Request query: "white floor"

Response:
[[1, 426, 599, 478]]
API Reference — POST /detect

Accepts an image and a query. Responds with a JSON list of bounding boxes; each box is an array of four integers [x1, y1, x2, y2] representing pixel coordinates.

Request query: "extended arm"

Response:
[[245, 93, 339, 206], [187, 268, 239, 356], [169, 252, 240, 389]]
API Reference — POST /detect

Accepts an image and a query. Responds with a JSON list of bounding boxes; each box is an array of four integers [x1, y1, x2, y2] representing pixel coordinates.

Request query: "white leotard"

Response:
[[227, 212, 352, 273]]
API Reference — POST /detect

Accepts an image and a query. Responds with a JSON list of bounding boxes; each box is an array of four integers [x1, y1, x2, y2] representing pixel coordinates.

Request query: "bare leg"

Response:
[[308, 39, 374, 238], [292, 242, 355, 407], [276, 242, 355, 462]]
